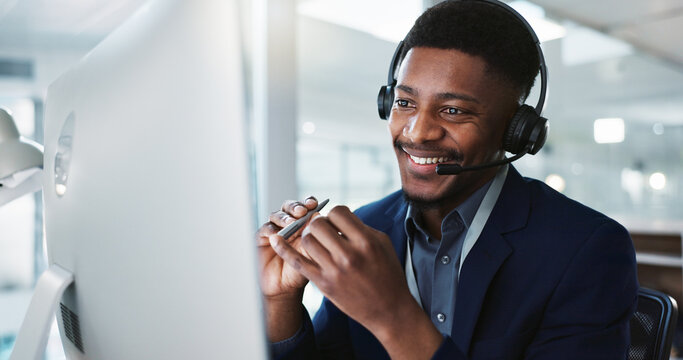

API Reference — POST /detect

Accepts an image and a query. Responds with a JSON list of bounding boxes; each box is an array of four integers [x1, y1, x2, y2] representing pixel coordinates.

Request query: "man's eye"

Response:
[[396, 99, 409, 107], [446, 107, 461, 114]]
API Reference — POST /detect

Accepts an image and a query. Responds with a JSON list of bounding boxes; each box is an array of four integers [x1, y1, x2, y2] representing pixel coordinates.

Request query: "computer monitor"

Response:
[[29, 0, 266, 358]]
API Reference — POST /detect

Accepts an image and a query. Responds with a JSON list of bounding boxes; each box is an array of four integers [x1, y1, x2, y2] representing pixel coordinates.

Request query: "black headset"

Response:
[[377, 0, 549, 163]]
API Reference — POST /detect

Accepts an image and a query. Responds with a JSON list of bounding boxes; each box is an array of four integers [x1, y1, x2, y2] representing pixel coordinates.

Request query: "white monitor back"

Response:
[[42, 0, 266, 358]]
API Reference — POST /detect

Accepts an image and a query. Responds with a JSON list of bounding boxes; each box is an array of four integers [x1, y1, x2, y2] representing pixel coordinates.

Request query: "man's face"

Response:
[[389, 47, 519, 208]]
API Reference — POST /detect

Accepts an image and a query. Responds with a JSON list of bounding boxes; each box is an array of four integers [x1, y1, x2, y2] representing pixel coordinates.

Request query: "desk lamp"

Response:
[[0, 107, 43, 206]]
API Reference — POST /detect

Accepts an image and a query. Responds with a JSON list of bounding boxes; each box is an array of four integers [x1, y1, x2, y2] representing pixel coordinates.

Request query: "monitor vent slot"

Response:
[[60, 303, 84, 353]]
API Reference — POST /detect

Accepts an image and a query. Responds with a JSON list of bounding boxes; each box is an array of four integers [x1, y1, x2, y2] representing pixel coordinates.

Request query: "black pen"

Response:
[[277, 199, 329, 239]]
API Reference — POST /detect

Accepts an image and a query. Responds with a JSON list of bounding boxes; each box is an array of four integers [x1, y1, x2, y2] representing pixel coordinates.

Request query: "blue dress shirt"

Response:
[[404, 178, 493, 336]]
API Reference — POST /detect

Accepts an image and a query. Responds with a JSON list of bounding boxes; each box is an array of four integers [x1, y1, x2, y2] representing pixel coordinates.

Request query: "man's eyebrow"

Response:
[[395, 84, 415, 94], [436, 92, 480, 104], [395, 84, 480, 104]]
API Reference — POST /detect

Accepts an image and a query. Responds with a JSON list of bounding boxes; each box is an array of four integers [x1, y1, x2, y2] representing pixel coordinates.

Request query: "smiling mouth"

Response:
[[397, 142, 461, 167], [407, 154, 453, 165]]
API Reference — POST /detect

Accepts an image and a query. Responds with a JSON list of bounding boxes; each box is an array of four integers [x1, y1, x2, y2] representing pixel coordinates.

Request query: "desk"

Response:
[[621, 218, 683, 307]]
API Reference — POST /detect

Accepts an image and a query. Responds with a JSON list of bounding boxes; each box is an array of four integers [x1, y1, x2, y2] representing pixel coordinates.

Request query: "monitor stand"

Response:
[[10, 264, 74, 360]]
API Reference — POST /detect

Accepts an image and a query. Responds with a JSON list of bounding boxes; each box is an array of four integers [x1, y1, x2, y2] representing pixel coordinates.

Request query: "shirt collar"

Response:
[[404, 176, 496, 240]]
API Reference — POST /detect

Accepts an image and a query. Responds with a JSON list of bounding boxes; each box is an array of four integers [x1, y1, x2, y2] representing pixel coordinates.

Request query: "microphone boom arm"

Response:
[[436, 150, 528, 175]]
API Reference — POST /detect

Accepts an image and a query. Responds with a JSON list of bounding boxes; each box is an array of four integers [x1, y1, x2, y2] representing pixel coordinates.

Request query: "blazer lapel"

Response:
[[357, 192, 408, 267], [387, 199, 408, 267], [369, 195, 408, 267], [451, 166, 530, 354]]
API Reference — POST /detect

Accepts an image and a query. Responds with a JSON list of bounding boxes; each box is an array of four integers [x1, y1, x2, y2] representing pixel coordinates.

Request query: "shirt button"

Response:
[[436, 313, 446, 323], [440, 255, 451, 265]]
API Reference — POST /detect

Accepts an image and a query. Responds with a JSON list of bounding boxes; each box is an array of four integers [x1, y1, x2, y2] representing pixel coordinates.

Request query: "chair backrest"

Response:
[[629, 287, 678, 360]]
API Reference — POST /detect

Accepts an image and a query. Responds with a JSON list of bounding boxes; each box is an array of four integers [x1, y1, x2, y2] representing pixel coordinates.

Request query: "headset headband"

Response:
[[474, 0, 547, 114], [389, 0, 548, 115]]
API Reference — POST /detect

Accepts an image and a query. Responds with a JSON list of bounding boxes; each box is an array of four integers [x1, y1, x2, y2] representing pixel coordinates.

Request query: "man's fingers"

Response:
[[300, 231, 335, 269], [303, 196, 318, 210], [266, 196, 320, 229], [281, 200, 308, 218], [256, 222, 280, 245], [269, 234, 320, 280], [307, 215, 352, 258], [268, 210, 296, 228], [327, 206, 367, 243]]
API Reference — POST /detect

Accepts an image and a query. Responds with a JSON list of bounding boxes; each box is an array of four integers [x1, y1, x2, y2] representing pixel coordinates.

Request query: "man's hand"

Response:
[[256, 196, 318, 341], [269, 205, 443, 359]]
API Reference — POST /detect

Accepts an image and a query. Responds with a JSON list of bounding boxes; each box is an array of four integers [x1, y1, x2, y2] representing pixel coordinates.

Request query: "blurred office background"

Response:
[[0, 0, 681, 358]]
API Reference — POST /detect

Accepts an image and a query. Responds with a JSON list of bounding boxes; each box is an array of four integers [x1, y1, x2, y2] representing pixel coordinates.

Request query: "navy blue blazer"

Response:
[[278, 166, 638, 359]]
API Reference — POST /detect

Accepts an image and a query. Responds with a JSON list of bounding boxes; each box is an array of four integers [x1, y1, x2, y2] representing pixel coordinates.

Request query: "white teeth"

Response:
[[409, 154, 449, 165]]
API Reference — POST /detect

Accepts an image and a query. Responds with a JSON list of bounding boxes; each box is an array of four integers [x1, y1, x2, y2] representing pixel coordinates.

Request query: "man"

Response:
[[257, 1, 638, 359]]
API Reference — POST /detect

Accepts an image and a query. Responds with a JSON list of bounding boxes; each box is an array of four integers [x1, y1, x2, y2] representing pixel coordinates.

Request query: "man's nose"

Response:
[[403, 109, 444, 143]]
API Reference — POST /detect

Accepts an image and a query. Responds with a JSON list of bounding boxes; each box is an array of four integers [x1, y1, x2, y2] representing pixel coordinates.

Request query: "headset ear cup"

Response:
[[503, 106, 525, 154], [377, 86, 388, 119], [384, 85, 394, 119], [377, 85, 394, 120], [528, 116, 548, 154], [503, 105, 538, 154]]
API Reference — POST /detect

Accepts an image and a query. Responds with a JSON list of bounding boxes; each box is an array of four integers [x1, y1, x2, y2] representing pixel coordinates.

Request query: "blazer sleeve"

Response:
[[523, 220, 639, 359], [271, 307, 318, 360], [273, 299, 355, 360], [311, 298, 356, 358]]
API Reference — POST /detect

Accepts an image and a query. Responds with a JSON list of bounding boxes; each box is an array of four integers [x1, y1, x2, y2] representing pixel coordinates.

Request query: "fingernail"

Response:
[[294, 205, 305, 213], [305, 198, 316, 205]]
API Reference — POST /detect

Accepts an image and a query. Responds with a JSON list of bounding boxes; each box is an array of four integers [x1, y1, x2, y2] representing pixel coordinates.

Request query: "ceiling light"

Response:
[[593, 118, 624, 144], [649, 172, 666, 191], [545, 174, 566, 192], [302, 121, 316, 135]]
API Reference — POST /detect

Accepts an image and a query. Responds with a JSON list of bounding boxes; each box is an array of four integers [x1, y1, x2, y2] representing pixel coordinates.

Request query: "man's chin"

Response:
[[402, 190, 449, 210]]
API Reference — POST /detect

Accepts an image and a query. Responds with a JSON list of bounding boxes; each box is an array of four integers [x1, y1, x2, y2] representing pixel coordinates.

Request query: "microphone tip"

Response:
[[436, 164, 463, 175]]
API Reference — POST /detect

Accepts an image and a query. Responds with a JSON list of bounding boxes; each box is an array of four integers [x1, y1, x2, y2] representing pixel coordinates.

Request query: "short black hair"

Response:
[[402, 0, 540, 101]]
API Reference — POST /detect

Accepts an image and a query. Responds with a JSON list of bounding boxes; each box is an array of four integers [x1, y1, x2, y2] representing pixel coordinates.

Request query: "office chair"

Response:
[[629, 287, 678, 360]]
